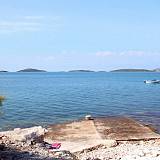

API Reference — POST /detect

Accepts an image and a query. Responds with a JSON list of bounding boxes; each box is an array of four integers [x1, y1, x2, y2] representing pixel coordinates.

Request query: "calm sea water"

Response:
[[0, 72, 160, 131]]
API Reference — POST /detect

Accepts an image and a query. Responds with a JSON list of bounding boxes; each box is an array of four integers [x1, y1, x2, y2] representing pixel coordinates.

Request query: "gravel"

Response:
[[1, 127, 160, 160], [0, 137, 78, 160], [76, 139, 160, 160]]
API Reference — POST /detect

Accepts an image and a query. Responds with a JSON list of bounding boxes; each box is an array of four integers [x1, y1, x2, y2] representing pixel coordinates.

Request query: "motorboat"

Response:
[[144, 79, 160, 84]]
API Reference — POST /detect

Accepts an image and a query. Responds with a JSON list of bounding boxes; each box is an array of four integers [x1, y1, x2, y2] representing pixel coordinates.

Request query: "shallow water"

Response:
[[0, 72, 160, 131]]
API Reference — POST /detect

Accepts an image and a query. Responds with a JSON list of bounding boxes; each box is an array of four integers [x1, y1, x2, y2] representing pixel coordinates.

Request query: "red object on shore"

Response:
[[51, 143, 61, 149]]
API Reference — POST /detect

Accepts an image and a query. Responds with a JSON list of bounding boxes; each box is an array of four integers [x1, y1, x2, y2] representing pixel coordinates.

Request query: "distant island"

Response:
[[0, 70, 8, 72], [17, 68, 47, 72], [0, 68, 159, 73], [68, 70, 95, 72], [153, 68, 160, 72], [110, 69, 153, 72], [69, 68, 160, 73], [97, 71, 107, 73]]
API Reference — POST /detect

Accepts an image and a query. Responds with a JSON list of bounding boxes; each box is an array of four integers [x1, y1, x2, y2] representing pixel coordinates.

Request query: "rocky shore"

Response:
[[0, 126, 77, 160], [1, 127, 160, 160], [1, 118, 160, 160], [76, 139, 160, 160]]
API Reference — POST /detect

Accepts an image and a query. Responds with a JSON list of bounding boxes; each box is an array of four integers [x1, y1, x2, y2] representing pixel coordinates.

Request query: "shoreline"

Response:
[[1, 115, 159, 133], [1, 116, 160, 159]]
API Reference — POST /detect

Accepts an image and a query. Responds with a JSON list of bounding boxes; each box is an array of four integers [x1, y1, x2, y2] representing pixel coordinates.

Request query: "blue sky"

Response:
[[0, 0, 160, 71]]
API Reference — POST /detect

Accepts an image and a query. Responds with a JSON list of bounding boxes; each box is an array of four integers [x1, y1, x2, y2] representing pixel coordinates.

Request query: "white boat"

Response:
[[144, 80, 160, 84]]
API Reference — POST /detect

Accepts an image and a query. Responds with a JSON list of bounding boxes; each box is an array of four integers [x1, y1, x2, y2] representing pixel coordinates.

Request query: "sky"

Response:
[[0, 0, 160, 71]]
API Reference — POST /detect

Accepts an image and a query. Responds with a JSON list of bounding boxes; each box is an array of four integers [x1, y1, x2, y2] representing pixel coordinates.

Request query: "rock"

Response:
[[85, 115, 93, 120], [0, 144, 5, 150], [0, 126, 47, 142], [138, 151, 145, 157], [102, 140, 118, 148], [55, 151, 78, 160], [14, 128, 21, 132]]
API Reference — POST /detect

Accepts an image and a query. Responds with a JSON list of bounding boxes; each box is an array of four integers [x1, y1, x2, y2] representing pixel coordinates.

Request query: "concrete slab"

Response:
[[94, 117, 160, 140], [44, 117, 160, 152], [44, 120, 102, 152]]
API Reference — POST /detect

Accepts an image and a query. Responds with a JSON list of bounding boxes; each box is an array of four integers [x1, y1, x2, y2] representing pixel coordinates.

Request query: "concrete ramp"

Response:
[[44, 120, 102, 152], [94, 117, 160, 140], [44, 117, 160, 152]]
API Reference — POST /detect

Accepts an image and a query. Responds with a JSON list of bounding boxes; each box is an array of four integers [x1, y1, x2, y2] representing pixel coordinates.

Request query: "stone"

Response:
[[0, 144, 5, 150], [85, 115, 93, 120], [102, 140, 118, 148], [0, 126, 48, 142]]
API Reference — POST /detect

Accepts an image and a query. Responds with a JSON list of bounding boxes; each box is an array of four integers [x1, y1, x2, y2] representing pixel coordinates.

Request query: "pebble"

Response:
[[1, 128, 160, 160], [77, 139, 160, 160], [0, 139, 77, 160]]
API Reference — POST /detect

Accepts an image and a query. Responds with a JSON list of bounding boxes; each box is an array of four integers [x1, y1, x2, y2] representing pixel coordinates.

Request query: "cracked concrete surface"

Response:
[[44, 117, 160, 152]]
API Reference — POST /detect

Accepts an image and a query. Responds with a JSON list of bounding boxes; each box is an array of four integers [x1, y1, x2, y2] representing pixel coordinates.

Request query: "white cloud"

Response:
[[96, 51, 114, 57], [95, 50, 152, 57], [24, 15, 60, 21], [24, 16, 45, 20], [0, 21, 41, 32], [119, 51, 145, 56], [0, 15, 61, 33]]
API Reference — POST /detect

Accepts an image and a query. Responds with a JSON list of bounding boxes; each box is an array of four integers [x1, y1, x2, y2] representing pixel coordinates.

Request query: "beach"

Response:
[[1, 117, 160, 159]]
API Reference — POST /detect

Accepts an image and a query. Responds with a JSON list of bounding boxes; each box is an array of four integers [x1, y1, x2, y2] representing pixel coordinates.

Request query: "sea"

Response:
[[0, 72, 160, 132]]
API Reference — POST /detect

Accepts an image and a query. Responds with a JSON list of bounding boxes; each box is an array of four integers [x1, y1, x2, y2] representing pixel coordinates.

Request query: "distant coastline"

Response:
[[0, 68, 160, 73]]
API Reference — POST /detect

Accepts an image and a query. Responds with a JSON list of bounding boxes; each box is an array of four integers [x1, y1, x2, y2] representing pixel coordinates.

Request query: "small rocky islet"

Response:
[[17, 68, 47, 72]]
